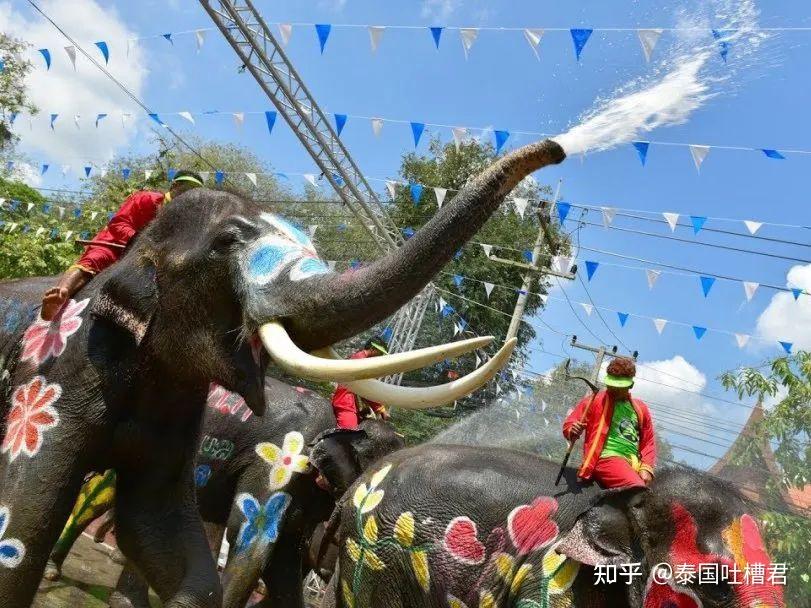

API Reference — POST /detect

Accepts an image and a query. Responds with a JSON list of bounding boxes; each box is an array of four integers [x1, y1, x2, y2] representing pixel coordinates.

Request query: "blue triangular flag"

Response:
[[334, 113, 347, 136], [265, 111, 277, 135], [107, 211, 115, 221], [350, 259, 361, 269], [148, 113, 165, 127], [410, 183, 423, 205], [42, 203, 51, 214], [700, 275, 715, 297], [556, 201, 571, 224], [585, 260, 599, 281], [50, 227, 58, 239], [9, 198, 19, 210], [95, 113, 107, 128], [9, 112, 17, 125], [215, 170, 225, 184], [453, 274, 463, 288], [84, 166, 92, 177], [410, 122, 425, 147], [430, 27, 443, 49], [494, 130, 510, 154], [779, 341, 793, 354], [0, 61, 4, 73], [81, 231, 90, 239], [49, 113, 58, 130], [617, 312, 629, 327], [458, 317, 468, 331], [455, 248, 463, 260], [632, 141, 650, 166], [41, 164, 49, 175], [163, 33, 173, 44], [121, 168, 131, 179], [94, 41, 110, 64], [692, 325, 707, 340], [690, 215, 707, 234], [791, 288, 802, 300], [5, 161, 13, 172], [331, 173, 345, 187], [168, 168, 177, 181], [315, 24, 331, 53], [570, 29, 593, 61], [440, 304, 454, 318], [711, 29, 730, 63], [381, 326, 394, 342], [73, 208, 81, 219], [402, 227, 415, 239], [761, 149, 785, 160], [523, 250, 533, 263], [39, 48, 51, 70]]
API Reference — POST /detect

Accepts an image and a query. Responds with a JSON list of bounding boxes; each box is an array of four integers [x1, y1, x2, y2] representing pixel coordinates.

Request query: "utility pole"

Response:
[[569, 336, 638, 386], [495, 180, 574, 341]]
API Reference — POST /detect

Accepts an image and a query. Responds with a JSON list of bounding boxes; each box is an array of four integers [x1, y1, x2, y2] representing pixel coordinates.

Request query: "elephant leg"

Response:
[[114, 469, 221, 608], [108, 560, 151, 608], [45, 469, 116, 581], [320, 562, 339, 608], [0, 430, 89, 607]]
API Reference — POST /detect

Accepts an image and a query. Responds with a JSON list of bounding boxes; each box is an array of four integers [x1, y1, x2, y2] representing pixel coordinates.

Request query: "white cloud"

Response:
[[755, 263, 811, 350], [0, 0, 148, 165], [318, 0, 347, 12], [8, 161, 43, 188], [421, 0, 462, 21]]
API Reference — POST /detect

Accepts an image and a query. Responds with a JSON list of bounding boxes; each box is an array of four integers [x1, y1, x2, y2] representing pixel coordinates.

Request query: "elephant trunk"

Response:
[[286, 138, 565, 351]]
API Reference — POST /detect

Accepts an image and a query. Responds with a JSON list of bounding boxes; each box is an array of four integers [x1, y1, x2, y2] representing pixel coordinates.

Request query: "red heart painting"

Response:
[[507, 496, 559, 555], [443, 516, 486, 565]]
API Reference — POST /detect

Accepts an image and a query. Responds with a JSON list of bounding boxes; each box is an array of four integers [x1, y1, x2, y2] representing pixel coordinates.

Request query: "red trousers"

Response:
[[591, 456, 646, 489], [74, 244, 121, 275]]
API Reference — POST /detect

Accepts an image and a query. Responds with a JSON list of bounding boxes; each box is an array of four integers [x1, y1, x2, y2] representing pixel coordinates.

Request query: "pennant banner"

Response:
[[632, 141, 650, 166], [617, 312, 629, 327], [637, 28, 663, 62], [64, 45, 77, 70], [743, 281, 759, 301], [460, 28, 479, 59], [411, 122, 425, 148], [94, 41, 110, 64], [434, 187, 447, 208], [743, 220, 762, 235], [653, 318, 667, 334], [570, 29, 593, 61], [483, 282, 494, 299], [689, 145, 710, 172], [371, 118, 383, 137], [513, 197, 528, 219], [690, 215, 707, 234], [524, 28, 544, 60], [279, 24, 292, 46], [368, 26, 385, 52], [601, 206, 616, 228], [663, 212, 679, 232], [585, 260, 599, 281], [581, 303, 593, 316], [494, 129, 510, 154], [700, 275, 715, 297], [430, 27, 443, 49], [315, 24, 331, 53]]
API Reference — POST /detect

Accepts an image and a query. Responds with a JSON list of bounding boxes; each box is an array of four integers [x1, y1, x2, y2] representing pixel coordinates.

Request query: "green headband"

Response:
[[172, 175, 204, 187]]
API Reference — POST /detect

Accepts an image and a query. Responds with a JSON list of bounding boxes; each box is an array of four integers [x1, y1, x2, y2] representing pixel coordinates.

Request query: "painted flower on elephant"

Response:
[[255, 431, 309, 490], [507, 497, 560, 556], [0, 506, 25, 568], [352, 463, 391, 514], [234, 491, 291, 554], [20, 298, 89, 366], [2, 376, 61, 462], [723, 514, 785, 607]]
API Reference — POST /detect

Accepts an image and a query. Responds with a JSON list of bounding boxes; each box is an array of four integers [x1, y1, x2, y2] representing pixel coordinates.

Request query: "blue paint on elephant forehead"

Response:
[[261, 212, 314, 248], [295, 258, 328, 277], [248, 243, 296, 277]]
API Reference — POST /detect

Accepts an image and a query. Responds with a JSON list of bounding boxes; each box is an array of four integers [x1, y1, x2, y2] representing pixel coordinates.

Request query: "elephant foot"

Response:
[[43, 559, 62, 582]]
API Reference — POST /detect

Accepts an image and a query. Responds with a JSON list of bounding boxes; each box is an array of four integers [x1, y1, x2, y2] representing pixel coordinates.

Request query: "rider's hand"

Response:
[[568, 421, 585, 439]]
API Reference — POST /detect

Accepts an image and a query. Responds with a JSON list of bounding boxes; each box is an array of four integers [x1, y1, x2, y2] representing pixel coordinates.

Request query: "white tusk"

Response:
[[259, 320, 494, 382], [343, 338, 517, 409]]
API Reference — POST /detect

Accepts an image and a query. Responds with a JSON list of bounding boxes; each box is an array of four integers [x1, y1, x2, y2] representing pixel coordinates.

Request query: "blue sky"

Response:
[[6, 0, 811, 467]]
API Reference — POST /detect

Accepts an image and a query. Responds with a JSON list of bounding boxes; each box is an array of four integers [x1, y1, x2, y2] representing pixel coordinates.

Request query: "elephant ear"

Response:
[[556, 487, 647, 566], [309, 428, 368, 496], [91, 256, 158, 346]]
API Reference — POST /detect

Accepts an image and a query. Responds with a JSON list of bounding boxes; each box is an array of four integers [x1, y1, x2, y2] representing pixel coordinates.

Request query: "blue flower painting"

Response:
[[234, 491, 291, 554], [0, 506, 25, 568]]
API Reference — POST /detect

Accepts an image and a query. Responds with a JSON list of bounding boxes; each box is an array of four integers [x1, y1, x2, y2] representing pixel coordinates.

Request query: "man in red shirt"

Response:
[[331, 336, 391, 428], [562, 357, 656, 489], [40, 171, 204, 320]]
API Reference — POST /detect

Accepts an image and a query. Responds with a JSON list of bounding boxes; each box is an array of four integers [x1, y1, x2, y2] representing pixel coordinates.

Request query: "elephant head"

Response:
[[91, 140, 565, 417], [558, 467, 785, 608]]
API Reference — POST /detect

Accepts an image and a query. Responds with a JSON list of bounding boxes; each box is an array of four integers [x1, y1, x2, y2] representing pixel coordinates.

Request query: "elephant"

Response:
[[0, 138, 565, 606], [44, 377, 403, 608], [327, 444, 785, 608]]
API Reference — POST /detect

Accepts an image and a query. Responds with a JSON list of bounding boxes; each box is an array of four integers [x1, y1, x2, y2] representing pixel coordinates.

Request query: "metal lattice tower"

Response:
[[200, 0, 432, 375]]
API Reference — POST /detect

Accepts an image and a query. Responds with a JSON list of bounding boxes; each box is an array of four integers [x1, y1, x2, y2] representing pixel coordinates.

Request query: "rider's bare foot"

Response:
[[41, 287, 68, 321]]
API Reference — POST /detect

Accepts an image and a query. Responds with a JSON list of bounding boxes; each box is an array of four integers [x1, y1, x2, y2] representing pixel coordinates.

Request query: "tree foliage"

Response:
[[0, 33, 36, 153]]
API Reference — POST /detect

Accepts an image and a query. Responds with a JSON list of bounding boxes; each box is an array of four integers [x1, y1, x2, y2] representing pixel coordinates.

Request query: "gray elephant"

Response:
[[47, 377, 403, 608], [327, 444, 785, 608], [0, 138, 565, 607]]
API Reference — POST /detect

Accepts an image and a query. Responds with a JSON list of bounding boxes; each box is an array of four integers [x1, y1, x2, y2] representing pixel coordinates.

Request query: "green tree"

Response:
[[720, 351, 810, 604], [0, 33, 36, 153]]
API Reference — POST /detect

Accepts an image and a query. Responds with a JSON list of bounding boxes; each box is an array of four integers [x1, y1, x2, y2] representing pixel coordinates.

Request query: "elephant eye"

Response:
[[211, 217, 259, 254]]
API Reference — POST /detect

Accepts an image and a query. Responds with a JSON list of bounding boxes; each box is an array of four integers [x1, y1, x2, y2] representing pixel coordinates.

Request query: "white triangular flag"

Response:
[[434, 187, 447, 208], [743, 281, 759, 301], [637, 28, 663, 62], [689, 145, 710, 172], [308, 225, 318, 238], [475, 353, 481, 369], [483, 282, 495, 299], [57, 206, 65, 219], [199, 171, 210, 183], [551, 255, 571, 274], [663, 212, 679, 232], [90, 211, 98, 221], [7, 222, 17, 232], [100, 168, 108, 178], [371, 118, 383, 137], [35, 227, 45, 237], [61, 165, 71, 177], [245, 172, 257, 186], [580, 303, 593, 316], [73, 114, 81, 129], [653, 318, 667, 334], [64, 45, 77, 70], [735, 333, 750, 349], [279, 23, 292, 46], [439, 297, 447, 312], [452, 127, 467, 151], [385, 180, 397, 199], [460, 28, 479, 59], [233, 112, 245, 129], [601, 206, 616, 228], [64, 231, 73, 241], [144, 169, 153, 180], [744, 220, 763, 235], [178, 111, 195, 125], [646, 269, 661, 289], [126, 39, 132, 57], [523, 28, 544, 61], [453, 322, 461, 336], [481, 243, 493, 258], [26, 202, 34, 212], [195, 30, 206, 52], [327, 261, 336, 271], [495, 383, 501, 395], [513, 197, 528, 219], [368, 26, 385, 53], [303, 174, 318, 187], [121, 112, 131, 128]]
